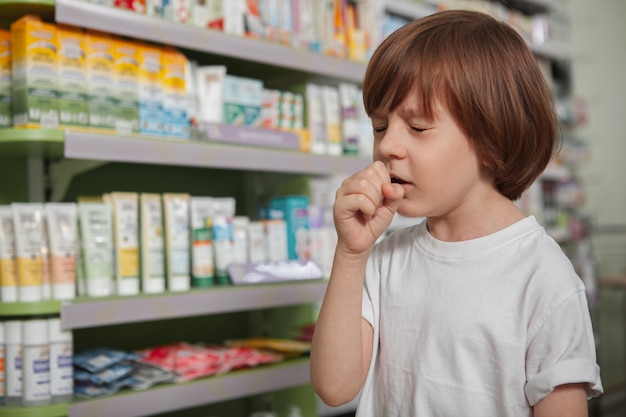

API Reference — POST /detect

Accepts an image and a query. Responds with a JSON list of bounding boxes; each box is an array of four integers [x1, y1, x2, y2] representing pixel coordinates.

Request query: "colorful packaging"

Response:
[[0, 29, 11, 127], [111, 192, 140, 296], [211, 197, 235, 285], [45, 203, 78, 300], [305, 83, 326, 154], [11, 15, 59, 128], [77, 202, 114, 297], [11, 203, 45, 302], [195, 65, 226, 124], [161, 47, 189, 138], [113, 39, 140, 134], [139, 193, 165, 294], [57, 24, 89, 128], [190, 196, 215, 287], [114, 0, 146, 13], [223, 74, 263, 127], [0, 206, 17, 302], [322, 85, 342, 156], [190, 0, 225, 30], [269, 195, 310, 260], [138, 43, 164, 136], [163, 193, 190, 292], [84, 30, 117, 132]]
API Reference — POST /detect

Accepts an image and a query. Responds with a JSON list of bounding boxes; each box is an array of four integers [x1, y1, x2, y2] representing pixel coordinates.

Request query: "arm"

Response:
[[533, 383, 589, 417], [310, 161, 403, 406]]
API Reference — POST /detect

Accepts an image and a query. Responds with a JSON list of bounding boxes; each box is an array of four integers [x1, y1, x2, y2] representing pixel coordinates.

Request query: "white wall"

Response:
[[569, 0, 626, 227]]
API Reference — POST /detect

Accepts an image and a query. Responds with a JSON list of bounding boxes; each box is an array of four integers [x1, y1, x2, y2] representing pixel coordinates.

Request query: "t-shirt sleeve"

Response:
[[525, 288, 603, 405]]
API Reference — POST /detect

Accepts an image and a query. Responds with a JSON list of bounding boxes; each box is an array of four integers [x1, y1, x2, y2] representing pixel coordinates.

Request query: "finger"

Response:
[[381, 182, 405, 214]]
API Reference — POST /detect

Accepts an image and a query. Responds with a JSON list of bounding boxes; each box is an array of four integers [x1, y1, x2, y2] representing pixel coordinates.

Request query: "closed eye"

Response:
[[410, 126, 426, 133], [373, 126, 387, 133]]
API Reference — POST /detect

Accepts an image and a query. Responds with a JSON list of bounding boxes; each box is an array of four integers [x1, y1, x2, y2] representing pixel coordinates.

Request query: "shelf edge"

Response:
[[62, 130, 369, 175], [61, 281, 327, 329], [68, 359, 311, 417]]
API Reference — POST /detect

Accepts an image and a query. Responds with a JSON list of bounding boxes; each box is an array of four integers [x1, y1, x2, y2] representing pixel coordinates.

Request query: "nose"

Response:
[[376, 122, 405, 160]]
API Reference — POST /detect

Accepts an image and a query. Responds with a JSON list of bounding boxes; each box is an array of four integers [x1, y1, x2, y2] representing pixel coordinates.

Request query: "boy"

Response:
[[310, 9, 603, 417]]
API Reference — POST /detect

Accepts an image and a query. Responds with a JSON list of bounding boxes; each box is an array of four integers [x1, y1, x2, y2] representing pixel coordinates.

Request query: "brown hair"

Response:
[[362, 9, 559, 201]]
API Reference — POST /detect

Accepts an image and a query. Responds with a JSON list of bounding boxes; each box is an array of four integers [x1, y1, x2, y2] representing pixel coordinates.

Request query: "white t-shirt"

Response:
[[358, 216, 603, 417]]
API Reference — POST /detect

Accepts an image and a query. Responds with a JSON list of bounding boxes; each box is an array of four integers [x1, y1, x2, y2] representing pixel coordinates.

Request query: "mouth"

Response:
[[390, 176, 409, 185]]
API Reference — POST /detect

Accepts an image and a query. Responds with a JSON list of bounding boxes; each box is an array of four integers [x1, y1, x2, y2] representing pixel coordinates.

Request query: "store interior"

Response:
[[0, 0, 624, 416]]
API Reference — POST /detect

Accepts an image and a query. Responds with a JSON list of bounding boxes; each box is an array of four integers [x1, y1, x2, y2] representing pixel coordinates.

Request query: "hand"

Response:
[[333, 161, 405, 256]]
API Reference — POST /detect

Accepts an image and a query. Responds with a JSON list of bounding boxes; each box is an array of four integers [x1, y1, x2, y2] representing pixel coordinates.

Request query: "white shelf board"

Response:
[[62, 130, 370, 176], [55, 0, 365, 83], [61, 280, 327, 329], [68, 358, 310, 417]]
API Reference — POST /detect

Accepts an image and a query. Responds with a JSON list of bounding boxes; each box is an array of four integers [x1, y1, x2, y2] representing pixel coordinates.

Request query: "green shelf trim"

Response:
[[0, 128, 64, 142], [0, 0, 55, 24], [0, 402, 68, 417], [0, 299, 62, 317], [0, 128, 65, 157]]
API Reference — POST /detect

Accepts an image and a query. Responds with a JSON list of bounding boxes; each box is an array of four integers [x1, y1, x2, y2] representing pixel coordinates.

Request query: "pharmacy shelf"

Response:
[[0, 128, 369, 175], [0, 299, 61, 317], [61, 280, 327, 329], [67, 358, 311, 417], [63, 130, 369, 175], [54, 0, 365, 83], [0, 402, 67, 417]]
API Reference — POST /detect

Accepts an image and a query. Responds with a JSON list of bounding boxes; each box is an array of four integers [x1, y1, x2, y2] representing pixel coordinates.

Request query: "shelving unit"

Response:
[[0, 0, 579, 416]]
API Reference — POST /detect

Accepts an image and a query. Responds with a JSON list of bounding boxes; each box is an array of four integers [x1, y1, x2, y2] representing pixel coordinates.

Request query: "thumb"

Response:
[[381, 182, 404, 214]]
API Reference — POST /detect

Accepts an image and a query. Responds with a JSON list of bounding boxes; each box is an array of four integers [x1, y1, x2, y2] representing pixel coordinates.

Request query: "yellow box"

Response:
[[10, 15, 58, 128], [84, 30, 117, 132]]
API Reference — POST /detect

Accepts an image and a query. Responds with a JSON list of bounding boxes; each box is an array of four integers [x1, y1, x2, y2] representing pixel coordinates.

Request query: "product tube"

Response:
[[111, 192, 140, 296], [11, 203, 45, 302], [163, 193, 191, 292], [45, 203, 78, 300], [190, 197, 215, 287], [78, 202, 114, 297], [140, 193, 166, 294], [40, 215, 52, 300], [211, 197, 235, 285], [0, 206, 18, 302]]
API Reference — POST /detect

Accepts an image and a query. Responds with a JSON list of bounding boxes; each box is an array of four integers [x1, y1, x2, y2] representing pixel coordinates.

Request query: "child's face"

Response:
[[371, 92, 493, 219]]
